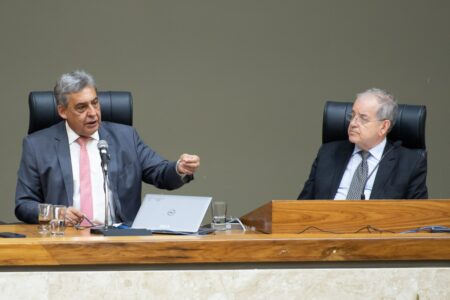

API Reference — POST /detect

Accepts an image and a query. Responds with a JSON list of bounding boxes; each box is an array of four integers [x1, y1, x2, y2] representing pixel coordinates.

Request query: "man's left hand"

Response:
[[177, 154, 200, 175]]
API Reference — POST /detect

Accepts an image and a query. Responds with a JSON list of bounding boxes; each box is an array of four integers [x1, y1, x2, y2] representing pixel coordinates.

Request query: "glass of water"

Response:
[[38, 203, 53, 235], [212, 201, 227, 224], [50, 205, 67, 236]]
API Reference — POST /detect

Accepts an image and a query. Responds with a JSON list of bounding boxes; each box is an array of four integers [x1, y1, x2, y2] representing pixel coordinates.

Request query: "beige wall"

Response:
[[0, 268, 449, 299], [1, 0, 449, 222]]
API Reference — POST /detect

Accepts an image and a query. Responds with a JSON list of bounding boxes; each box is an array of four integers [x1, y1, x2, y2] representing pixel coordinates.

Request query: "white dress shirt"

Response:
[[334, 138, 387, 200], [66, 122, 113, 223]]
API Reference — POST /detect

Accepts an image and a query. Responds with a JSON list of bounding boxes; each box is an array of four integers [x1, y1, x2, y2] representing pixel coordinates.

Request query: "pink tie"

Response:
[[77, 137, 93, 225]]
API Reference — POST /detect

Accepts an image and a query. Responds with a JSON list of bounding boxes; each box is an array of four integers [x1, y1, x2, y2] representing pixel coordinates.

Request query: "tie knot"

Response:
[[360, 151, 369, 161], [77, 136, 90, 147]]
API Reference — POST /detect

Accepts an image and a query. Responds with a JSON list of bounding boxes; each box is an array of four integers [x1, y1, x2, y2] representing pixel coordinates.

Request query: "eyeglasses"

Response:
[[346, 113, 384, 126], [66, 215, 96, 230]]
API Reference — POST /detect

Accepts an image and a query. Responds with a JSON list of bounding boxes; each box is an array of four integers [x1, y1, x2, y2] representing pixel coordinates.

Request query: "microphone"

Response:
[[96, 139, 112, 232], [97, 140, 110, 172], [360, 140, 402, 200]]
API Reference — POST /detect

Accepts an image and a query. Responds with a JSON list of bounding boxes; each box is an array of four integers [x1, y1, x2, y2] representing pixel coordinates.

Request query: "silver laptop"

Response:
[[132, 194, 212, 233]]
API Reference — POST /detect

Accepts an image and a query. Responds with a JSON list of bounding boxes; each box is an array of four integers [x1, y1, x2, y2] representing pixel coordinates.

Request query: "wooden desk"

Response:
[[0, 225, 449, 299], [0, 224, 449, 266]]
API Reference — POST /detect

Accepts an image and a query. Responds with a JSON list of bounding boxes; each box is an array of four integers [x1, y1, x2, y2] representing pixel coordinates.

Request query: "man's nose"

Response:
[[86, 104, 96, 115], [349, 116, 360, 126]]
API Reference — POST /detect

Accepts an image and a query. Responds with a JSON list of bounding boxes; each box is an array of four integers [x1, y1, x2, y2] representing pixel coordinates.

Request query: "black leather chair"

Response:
[[322, 101, 427, 151], [28, 91, 133, 134]]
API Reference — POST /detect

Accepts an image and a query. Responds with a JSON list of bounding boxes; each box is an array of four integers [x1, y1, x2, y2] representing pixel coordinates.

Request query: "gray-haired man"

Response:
[[16, 70, 200, 225], [298, 88, 427, 200]]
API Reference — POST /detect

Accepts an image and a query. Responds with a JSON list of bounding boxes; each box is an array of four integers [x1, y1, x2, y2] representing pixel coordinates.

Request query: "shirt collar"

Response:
[[65, 121, 100, 144], [352, 138, 387, 161]]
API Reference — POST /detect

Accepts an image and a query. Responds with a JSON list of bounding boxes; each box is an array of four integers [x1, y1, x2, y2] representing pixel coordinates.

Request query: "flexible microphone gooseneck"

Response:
[[97, 140, 111, 229], [360, 140, 402, 200], [97, 140, 110, 172]]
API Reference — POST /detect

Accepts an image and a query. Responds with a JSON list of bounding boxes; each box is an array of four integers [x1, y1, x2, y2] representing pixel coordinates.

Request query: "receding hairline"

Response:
[[354, 88, 398, 130], [356, 88, 395, 104], [354, 93, 383, 109]]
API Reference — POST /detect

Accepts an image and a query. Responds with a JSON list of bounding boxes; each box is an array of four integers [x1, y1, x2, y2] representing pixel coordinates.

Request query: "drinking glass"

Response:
[[38, 203, 53, 235], [50, 205, 67, 236], [212, 201, 227, 224]]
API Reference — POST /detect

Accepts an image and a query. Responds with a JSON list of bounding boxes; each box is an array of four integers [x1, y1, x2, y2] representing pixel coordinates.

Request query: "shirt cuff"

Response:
[[175, 159, 187, 179]]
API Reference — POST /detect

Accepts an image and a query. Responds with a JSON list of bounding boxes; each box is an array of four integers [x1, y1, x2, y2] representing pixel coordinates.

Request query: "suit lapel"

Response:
[[371, 141, 397, 199], [54, 122, 73, 206], [330, 141, 354, 198]]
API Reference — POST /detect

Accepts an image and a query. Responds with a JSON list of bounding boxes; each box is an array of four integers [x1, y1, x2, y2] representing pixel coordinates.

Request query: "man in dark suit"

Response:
[[298, 88, 427, 200], [15, 70, 200, 225]]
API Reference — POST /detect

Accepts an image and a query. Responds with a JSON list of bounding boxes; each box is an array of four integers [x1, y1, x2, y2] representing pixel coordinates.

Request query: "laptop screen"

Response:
[[131, 194, 212, 233]]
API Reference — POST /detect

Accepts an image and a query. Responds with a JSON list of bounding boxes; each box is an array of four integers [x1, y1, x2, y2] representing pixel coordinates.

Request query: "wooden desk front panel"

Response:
[[0, 225, 449, 266]]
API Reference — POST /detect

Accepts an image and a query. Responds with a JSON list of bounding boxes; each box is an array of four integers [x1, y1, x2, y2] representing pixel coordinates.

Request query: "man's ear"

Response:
[[57, 105, 67, 120], [379, 120, 391, 136]]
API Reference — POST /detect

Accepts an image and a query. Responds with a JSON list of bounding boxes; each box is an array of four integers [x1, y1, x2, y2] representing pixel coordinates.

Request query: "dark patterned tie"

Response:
[[346, 151, 370, 200]]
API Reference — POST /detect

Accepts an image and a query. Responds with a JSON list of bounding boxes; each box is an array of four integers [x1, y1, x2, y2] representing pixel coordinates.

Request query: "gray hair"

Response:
[[357, 88, 398, 130], [54, 70, 96, 107]]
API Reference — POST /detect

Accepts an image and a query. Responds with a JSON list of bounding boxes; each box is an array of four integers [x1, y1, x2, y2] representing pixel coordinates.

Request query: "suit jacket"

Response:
[[15, 121, 191, 224], [298, 140, 428, 200]]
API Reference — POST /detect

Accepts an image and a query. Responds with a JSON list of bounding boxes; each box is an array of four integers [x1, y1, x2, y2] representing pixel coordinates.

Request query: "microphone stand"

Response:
[[102, 164, 111, 231], [90, 156, 113, 234], [90, 152, 151, 237]]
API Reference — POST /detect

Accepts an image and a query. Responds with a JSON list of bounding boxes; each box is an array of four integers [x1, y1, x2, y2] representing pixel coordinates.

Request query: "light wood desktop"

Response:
[[1, 200, 449, 299], [1, 199, 450, 267]]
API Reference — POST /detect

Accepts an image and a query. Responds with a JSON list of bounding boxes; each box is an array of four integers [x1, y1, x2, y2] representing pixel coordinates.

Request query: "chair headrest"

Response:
[[322, 101, 426, 149], [28, 91, 133, 134]]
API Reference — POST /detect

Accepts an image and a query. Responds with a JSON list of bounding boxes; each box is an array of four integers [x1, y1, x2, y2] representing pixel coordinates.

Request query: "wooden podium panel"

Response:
[[0, 226, 448, 299], [0, 224, 449, 266], [241, 200, 450, 234]]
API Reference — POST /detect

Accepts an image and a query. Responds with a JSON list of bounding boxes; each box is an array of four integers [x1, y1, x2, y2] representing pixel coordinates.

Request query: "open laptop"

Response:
[[131, 194, 212, 234]]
